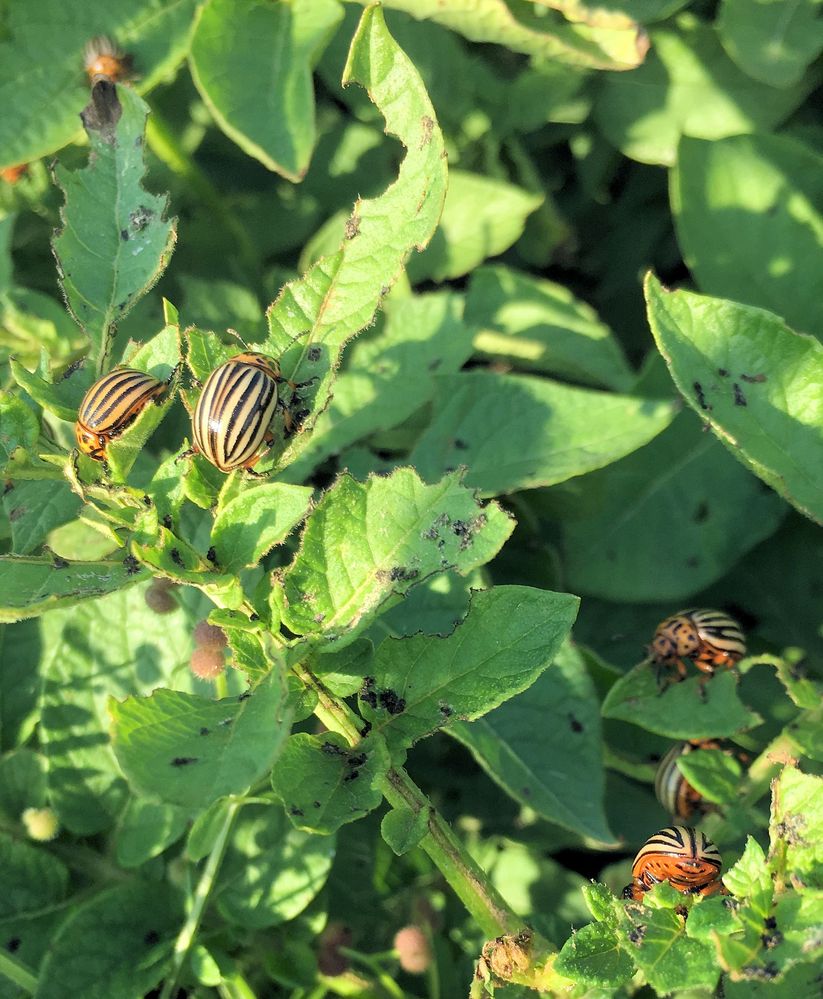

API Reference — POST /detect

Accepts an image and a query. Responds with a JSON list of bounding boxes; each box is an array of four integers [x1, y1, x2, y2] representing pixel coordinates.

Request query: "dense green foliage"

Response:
[[0, 2, 822, 997]]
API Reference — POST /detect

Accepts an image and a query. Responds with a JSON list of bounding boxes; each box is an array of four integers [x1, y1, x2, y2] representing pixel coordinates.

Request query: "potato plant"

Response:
[[0, 2, 821, 998]]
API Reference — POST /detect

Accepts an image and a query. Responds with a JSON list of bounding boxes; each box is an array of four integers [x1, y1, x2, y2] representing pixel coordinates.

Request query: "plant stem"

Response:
[[291, 663, 537, 942], [160, 798, 240, 999], [0, 950, 37, 994]]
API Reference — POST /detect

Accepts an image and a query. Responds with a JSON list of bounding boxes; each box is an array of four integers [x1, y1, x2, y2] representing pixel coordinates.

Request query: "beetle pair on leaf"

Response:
[[75, 352, 309, 472]]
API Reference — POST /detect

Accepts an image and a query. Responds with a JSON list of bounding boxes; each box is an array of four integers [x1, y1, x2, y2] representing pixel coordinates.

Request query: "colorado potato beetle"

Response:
[[655, 740, 749, 820], [83, 36, 132, 85], [75, 368, 166, 461], [190, 352, 283, 473], [622, 825, 725, 901], [651, 608, 746, 681]]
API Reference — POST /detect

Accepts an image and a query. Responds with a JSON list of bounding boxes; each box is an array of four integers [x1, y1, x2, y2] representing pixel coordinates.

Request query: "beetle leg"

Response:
[[175, 446, 198, 464]]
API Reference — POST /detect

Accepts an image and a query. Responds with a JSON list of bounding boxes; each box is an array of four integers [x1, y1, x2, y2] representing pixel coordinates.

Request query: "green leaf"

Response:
[[555, 412, 786, 601], [0, 554, 145, 623], [114, 797, 189, 868], [380, 803, 429, 855], [0, 750, 47, 819], [0, 621, 41, 749], [375, 0, 649, 70], [358, 585, 579, 750], [409, 370, 677, 496], [770, 767, 823, 889], [723, 837, 772, 911], [595, 17, 812, 165], [450, 641, 614, 843], [271, 732, 390, 834], [602, 667, 761, 739], [216, 803, 335, 928], [251, 5, 448, 473], [187, 797, 233, 862], [285, 291, 474, 480], [39, 581, 211, 834], [35, 882, 181, 999], [211, 483, 313, 573], [0, 0, 196, 171], [9, 355, 93, 424], [110, 668, 292, 810], [677, 747, 743, 806], [646, 273, 823, 525], [0, 833, 68, 919], [52, 84, 176, 366], [3, 479, 82, 556], [555, 922, 635, 988], [0, 215, 14, 295], [718, 0, 823, 87], [624, 904, 719, 992], [308, 638, 374, 698], [189, 0, 343, 181], [673, 133, 823, 338], [406, 171, 541, 284], [466, 265, 633, 390], [277, 468, 514, 644], [0, 395, 38, 467]]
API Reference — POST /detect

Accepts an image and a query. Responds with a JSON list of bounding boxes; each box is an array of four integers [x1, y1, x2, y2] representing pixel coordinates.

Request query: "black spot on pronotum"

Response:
[[360, 677, 377, 709], [123, 554, 140, 575], [170, 548, 184, 567], [379, 689, 406, 715], [568, 714, 583, 733], [733, 383, 747, 407], [308, 345, 321, 362], [171, 757, 197, 767], [693, 382, 711, 411]]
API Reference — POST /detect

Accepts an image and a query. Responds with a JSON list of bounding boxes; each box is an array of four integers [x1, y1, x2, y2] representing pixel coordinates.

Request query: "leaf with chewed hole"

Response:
[[358, 586, 579, 750], [276, 468, 513, 646], [249, 6, 448, 473], [52, 84, 176, 368]]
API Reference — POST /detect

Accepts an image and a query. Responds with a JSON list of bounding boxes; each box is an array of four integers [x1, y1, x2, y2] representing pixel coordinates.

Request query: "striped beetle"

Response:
[[655, 740, 749, 821], [622, 825, 725, 901], [75, 368, 166, 461], [650, 608, 746, 687], [190, 352, 299, 473]]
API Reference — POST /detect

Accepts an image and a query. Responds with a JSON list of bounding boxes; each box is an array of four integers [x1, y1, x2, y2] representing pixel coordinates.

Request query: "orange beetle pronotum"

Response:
[[622, 825, 726, 901]]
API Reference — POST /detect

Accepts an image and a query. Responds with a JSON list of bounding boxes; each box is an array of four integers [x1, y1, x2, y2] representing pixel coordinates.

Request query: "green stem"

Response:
[[160, 798, 240, 999], [0, 950, 37, 994], [291, 663, 536, 942], [144, 111, 259, 284]]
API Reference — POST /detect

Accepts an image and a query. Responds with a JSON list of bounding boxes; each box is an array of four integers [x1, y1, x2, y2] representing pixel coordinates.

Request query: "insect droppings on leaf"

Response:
[[360, 677, 377, 708], [170, 548, 184, 567], [568, 714, 583, 733], [379, 689, 406, 715], [144, 930, 160, 946], [171, 757, 198, 767], [123, 554, 140, 575], [6, 938, 21, 953], [693, 382, 711, 411], [740, 373, 767, 383]]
